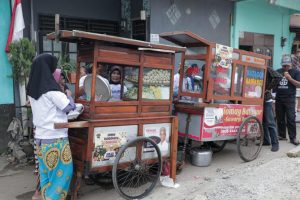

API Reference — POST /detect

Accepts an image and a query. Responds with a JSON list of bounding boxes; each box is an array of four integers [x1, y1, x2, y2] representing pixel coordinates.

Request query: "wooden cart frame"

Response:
[[48, 30, 185, 199], [160, 31, 270, 162]]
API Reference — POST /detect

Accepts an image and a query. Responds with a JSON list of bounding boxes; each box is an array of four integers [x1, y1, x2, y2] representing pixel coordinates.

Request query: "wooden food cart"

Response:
[[47, 30, 185, 199], [160, 31, 270, 162]]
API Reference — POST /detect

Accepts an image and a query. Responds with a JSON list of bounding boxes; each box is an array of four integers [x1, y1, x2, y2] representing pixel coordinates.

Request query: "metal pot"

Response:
[[190, 147, 212, 167]]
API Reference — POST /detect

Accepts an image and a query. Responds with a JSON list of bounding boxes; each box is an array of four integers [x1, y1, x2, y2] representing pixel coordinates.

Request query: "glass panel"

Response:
[[69, 42, 77, 52], [53, 52, 60, 59], [244, 66, 264, 98], [211, 62, 232, 96], [124, 66, 139, 101], [53, 41, 62, 51], [181, 60, 205, 93], [186, 47, 207, 55], [78, 61, 93, 101], [234, 65, 244, 96], [42, 36, 52, 52], [69, 53, 77, 65], [81, 62, 138, 102], [142, 68, 171, 100]]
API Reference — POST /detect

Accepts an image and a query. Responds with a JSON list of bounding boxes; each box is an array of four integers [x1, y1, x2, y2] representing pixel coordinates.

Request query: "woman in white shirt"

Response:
[[27, 54, 75, 200]]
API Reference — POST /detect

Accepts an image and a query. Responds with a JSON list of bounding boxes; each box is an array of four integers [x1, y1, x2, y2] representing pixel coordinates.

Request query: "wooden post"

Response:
[[170, 116, 178, 181]]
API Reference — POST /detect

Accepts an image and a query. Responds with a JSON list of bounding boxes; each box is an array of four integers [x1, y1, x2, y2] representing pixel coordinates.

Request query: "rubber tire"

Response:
[[112, 137, 162, 200], [237, 116, 264, 162]]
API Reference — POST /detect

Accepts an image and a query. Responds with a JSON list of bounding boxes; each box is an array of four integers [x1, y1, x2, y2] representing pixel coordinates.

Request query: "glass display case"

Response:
[[234, 64, 244, 97], [160, 31, 269, 105], [181, 60, 205, 94], [142, 68, 171, 100], [123, 66, 139, 100]]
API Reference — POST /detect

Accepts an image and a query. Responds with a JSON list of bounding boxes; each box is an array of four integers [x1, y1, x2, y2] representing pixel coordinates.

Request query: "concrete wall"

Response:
[[0, 0, 14, 105], [150, 0, 234, 46], [232, 0, 294, 69], [0, 0, 15, 152]]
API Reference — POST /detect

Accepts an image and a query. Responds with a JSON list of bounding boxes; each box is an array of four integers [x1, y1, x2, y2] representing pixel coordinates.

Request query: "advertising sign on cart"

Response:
[[202, 104, 263, 141], [143, 123, 171, 158], [212, 44, 233, 96], [92, 125, 138, 167]]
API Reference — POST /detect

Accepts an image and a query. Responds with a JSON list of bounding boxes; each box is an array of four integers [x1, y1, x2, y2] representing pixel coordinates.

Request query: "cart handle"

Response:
[[54, 121, 89, 129]]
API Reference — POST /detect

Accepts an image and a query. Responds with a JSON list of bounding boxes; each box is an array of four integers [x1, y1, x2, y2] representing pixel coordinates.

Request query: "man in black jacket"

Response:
[[275, 54, 300, 145]]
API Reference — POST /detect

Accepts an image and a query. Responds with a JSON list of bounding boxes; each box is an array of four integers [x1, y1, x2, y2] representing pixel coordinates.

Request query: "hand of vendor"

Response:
[[66, 89, 72, 97], [284, 71, 292, 80]]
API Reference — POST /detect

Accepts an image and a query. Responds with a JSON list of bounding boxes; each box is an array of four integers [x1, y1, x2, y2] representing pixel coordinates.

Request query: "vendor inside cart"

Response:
[[109, 65, 127, 101], [80, 63, 129, 102]]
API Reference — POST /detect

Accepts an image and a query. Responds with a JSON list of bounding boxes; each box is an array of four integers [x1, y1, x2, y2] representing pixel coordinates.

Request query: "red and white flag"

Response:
[[5, 0, 25, 52]]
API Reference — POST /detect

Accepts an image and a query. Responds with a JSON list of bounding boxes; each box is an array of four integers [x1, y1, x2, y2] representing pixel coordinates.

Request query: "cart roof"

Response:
[[159, 31, 211, 47], [47, 30, 186, 53]]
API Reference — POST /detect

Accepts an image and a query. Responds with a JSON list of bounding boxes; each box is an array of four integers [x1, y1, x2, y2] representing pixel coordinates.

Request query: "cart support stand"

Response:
[[178, 114, 191, 170], [70, 171, 82, 200]]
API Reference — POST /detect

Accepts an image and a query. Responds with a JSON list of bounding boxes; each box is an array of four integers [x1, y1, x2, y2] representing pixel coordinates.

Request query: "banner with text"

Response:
[[202, 104, 263, 140]]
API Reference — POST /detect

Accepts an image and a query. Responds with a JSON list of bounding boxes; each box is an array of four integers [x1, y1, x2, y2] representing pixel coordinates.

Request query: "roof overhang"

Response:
[[47, 30, 186, 53]]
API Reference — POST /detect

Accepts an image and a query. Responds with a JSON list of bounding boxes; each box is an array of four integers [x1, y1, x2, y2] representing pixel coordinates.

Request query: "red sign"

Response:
[[202, 104, 263, 140]]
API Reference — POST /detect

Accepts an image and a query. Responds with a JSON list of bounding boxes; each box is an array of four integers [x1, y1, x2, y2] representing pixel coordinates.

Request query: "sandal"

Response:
[[32, 195, 42, 200]]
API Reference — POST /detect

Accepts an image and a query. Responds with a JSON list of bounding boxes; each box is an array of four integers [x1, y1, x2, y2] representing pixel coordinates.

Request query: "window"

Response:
[[39, 14, 120, 68]]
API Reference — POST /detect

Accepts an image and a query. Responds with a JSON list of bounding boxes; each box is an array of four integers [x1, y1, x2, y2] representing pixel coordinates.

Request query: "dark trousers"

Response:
[[263, 101, 279, 146], [275, 98, 297, 140]]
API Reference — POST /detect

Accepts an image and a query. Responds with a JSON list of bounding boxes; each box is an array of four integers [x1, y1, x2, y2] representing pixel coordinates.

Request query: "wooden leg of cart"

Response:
[[178, 114, 191, 170], [170, 117, 179, 181], [70, 171, 82, 200]]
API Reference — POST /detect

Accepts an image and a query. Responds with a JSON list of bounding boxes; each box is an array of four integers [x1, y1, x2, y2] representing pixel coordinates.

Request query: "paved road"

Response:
[[1, 125, 299, 200]]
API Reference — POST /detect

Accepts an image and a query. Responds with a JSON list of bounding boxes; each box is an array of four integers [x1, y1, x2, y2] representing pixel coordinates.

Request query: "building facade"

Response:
[[232, 0, 300, 69], [0, 0, 15, 152]]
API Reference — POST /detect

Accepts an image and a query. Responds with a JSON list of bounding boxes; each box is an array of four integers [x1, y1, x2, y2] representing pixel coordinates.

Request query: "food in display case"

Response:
[[123, 68, 171, 100], [143, 69, 171, 100], [123, 67, 139, 100], [143, 69, 170, 85]]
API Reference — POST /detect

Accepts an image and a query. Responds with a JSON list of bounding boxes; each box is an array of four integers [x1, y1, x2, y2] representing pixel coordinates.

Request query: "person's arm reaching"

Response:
[[62, 96, 76, 113]]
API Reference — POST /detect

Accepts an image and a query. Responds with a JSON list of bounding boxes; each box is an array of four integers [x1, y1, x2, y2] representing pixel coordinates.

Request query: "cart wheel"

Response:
[[207, 141, 227, 153], [112, 137, 162, 200], [237, 116, 263, 162]]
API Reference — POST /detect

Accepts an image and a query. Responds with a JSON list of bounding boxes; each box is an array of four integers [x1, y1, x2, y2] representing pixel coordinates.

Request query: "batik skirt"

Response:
[[36, 138, 73, 200]]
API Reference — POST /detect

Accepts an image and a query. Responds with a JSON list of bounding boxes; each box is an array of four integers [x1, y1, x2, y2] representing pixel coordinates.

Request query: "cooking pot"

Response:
[[190, 147, 212, 167]]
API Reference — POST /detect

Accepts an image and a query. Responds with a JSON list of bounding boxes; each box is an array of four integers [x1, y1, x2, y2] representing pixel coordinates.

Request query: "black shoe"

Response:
[[290, 139, 300, 146], [278, 136, 287, 141], [271, 145, 279, 152]]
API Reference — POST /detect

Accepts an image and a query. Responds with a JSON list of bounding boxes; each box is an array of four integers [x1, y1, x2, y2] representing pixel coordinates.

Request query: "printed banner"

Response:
[[92, 125, 138, 167], [143, 123, 171, 158], [212, 44, 233, 96], [202, 104, 263, 140], [245, 67, 264, 98]]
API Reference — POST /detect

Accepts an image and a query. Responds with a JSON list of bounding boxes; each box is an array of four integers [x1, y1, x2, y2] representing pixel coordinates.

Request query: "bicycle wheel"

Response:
[[112, 137, 162, 200], [237, 116, 264, 162], [207, 141, 227, 153]]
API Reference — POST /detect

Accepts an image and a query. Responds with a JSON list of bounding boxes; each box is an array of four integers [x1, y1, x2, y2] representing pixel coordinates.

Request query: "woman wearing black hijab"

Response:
[[109, 65, 127, 101], [27, 53, 75, 200]]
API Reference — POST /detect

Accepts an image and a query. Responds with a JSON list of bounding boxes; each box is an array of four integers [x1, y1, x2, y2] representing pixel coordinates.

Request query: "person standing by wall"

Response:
[[27, 54, 75, 200], [275, 54, 300, 145], [263, 67, 282, 151]]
